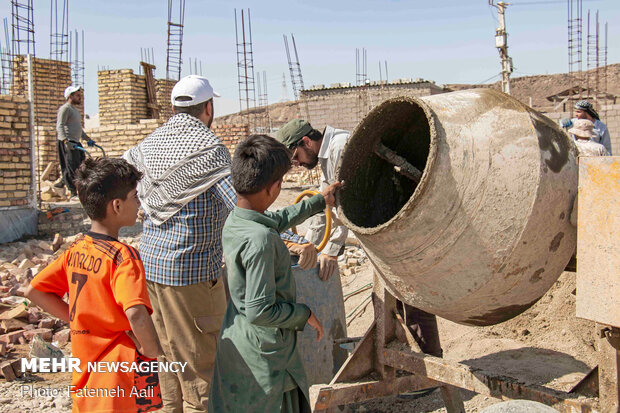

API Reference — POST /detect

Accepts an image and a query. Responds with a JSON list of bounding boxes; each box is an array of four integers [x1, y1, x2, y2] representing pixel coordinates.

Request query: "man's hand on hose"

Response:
[[287, 243, 317, 270], [86, 139, 96, 147], [318, 254, 338, 281]]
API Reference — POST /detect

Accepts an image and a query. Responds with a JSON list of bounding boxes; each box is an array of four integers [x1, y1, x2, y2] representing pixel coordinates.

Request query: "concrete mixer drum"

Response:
[[336, 89, 578, 326]]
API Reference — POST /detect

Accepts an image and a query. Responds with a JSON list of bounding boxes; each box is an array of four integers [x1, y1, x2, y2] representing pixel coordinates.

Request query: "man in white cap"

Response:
[[55, 85, 94, 196], [124, 75, 233, 412]]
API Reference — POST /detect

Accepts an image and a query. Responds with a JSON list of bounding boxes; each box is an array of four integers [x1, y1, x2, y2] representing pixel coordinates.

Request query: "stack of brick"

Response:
[[155, 78, 175, 122], [212, 124, 249, 156], [33, 126, 60, 181], [0, 95, 31, 207], [11, 56, 73, 128], [97, 70, 181, 127], [98, 69, 149, 125]]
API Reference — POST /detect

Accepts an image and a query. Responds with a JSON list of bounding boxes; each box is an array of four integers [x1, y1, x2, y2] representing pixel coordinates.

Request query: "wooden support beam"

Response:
[[373, 272, 396, 380], [140, 61, 160, 119], [311, 375, 441, 413], [598, 325, 620, 413], [383, 348, 598, 413]]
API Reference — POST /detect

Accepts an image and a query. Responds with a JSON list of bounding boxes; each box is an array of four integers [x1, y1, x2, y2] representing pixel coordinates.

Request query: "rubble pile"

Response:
[[339, 243, 367, 277], [0, 234, 76, 381], [283, 166, 322, 187], [38, 163, 70, 203]]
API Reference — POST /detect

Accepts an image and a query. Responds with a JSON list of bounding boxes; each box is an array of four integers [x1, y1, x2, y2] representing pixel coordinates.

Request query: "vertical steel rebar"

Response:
[[166, 0, 185, 80]]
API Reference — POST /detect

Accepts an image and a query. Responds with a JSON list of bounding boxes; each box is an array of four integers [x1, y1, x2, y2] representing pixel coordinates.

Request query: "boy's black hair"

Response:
[[74, 157, 143, 221], [232, 134, 292, 195]]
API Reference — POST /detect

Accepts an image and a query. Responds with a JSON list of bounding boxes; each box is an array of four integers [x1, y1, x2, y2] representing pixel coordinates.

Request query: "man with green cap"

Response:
[[276, 120, 350, 281]]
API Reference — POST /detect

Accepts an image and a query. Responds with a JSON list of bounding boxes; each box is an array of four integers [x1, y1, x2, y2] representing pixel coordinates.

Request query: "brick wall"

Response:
[[543, 102, 620, 154], [85, 121, 249, 159], [212, 124, 249, 155], [98, 70, 179, 126], [0, 95, 31, 207], [156, 79, 175, 122], [33, 126, 59, 181], [301, 81, 445, 131], [98, 69, 149, 125], [11, 57, 76, 182], [12, 56, 73, 128], [85, 119, 164, 158]]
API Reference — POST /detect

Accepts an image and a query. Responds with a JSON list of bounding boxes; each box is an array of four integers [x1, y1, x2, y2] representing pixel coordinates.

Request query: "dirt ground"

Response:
[[0, 185, 600, 412]]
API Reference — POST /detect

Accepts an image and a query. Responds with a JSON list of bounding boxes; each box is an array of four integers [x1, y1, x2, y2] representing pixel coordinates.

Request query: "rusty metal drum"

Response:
[[337, 89, 578, 326]]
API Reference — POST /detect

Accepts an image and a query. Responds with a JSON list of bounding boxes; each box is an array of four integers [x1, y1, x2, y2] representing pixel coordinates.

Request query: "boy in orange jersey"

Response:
[[26, 157, 163, 413]]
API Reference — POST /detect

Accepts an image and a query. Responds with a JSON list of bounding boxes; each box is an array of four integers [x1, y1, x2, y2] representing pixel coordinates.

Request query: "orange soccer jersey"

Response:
[[31, 232, 161, 413]]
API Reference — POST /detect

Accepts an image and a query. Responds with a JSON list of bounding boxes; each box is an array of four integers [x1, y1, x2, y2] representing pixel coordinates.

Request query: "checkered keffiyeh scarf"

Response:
[[124, 113, 231, 225]]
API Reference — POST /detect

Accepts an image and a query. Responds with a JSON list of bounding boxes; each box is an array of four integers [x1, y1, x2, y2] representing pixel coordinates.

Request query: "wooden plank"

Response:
[[140, 61, 160, 119], [576, 157, 620, 326], [373, 272, 396, 380], [331, 322, 376, 384], [311, 375, 441, 412]]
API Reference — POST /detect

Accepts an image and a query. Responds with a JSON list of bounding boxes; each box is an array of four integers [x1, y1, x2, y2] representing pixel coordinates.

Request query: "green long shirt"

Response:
[[209, 194, 326, 413]]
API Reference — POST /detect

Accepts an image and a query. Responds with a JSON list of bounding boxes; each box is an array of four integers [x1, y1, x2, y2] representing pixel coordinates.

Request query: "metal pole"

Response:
[[242, 10, 249, 112], [493, 1, 512, 94], [234, 9, 242, 112], [26, 54, 38, 208], [385, 60, 388, 83]]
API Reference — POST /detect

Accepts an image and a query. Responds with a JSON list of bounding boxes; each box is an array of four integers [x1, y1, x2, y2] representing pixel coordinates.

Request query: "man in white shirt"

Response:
[[276, 120, 350, 281]]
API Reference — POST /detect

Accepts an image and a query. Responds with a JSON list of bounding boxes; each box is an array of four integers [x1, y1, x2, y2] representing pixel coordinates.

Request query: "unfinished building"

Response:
[[0, 58, 250, 243]]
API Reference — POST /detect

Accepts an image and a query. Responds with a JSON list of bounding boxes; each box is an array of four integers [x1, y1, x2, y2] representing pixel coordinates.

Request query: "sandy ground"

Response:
[[0, 186, 600, 412], [337, 262, 596, 413]]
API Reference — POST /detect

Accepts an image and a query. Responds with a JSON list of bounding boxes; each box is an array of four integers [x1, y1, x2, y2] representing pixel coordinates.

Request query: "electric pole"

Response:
[[490, 1, 513, 94]]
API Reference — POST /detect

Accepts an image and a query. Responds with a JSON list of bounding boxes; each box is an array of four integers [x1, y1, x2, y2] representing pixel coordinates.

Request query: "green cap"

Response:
[[275, 119, 313, 148]]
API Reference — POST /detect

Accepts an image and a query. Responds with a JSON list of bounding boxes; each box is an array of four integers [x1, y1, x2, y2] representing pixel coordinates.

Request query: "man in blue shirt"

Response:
[[124, 75, 233, 412], [572, 100, 612, 155]]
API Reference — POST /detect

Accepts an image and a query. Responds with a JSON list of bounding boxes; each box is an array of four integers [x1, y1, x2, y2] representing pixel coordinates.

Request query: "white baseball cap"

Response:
[[64, 85, 83, 99], [171, 75, 220, 107]]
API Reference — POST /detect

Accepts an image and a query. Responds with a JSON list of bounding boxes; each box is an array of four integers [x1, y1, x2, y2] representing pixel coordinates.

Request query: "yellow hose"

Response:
[[291, 190, 332, 252]]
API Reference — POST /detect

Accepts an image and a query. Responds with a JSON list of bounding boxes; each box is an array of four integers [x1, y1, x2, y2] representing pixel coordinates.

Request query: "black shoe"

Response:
[[54, 181, 65, 189]]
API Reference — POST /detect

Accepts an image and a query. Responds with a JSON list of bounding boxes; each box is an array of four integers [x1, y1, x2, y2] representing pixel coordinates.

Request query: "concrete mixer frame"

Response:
[[310, 156, 620, 413], [310, 273, 600, 413]]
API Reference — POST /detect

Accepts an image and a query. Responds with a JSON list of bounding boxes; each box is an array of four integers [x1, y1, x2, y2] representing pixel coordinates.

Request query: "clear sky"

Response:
[[6, 0, 619, 117]]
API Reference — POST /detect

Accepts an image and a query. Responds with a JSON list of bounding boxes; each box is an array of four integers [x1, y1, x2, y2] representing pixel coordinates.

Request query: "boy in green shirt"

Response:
[[209, 134, 340, 412]]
